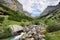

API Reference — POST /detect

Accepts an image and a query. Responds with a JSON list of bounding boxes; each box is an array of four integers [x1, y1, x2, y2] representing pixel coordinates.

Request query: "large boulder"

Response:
[[9, 25, 24, 33]]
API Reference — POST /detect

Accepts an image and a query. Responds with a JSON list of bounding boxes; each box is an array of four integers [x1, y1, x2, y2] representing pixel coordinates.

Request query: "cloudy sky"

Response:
[[18, 0, 60, 17]]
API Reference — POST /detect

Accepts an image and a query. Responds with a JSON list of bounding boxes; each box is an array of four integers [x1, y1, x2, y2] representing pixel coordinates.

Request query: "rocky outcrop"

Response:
[[9, 24, 46, 40], [40, 2, 60, 17], [0, 0, 23, 12], [9, 25, 24, 33], [21, 25, 46, 40]]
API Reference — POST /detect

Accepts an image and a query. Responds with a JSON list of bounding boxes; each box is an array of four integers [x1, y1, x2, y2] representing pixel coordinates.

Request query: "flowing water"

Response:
[[9, 32, 25, 40]]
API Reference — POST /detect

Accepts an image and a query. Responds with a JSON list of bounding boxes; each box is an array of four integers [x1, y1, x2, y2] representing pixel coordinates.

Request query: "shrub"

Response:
[[0, 17, 4, 23], [20, 22, 25, 26], [32, 20, 40, 25], [45, 30, 60, 40], [46, 22, 60, 32], [8, 14, 22, 22], [21, 19, 29, 22], [8, 12, 33, 22], [0, 27, 12, 39], [20, 22, 29, 26]]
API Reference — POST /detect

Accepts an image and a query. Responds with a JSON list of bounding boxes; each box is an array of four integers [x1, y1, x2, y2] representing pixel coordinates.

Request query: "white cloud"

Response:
[[47, 0, 60, 6], [18, 0, 60, 17]]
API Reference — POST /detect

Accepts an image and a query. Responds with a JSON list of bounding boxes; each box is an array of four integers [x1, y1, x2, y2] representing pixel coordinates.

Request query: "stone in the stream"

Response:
[[41, 38, 45, 40], [30, 38, 34, 40], [9, 25, 24, 34], [20, 24, 45, 40], [8, 24, 46, 40]]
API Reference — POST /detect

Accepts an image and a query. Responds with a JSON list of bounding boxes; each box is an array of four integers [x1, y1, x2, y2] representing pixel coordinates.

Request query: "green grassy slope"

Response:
[[0, 4, 33, 39], [45, 30, 60, 40], [0, 4, 33, 22], [42, 8, 60, 40]]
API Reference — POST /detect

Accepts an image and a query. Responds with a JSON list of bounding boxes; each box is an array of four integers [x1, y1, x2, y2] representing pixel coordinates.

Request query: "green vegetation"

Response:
[[42, 19, 60, 32], [0, 26, 12, 39], [43, 8, 60, 40], [0, 3, 60, 40], [0, 4, 33, 22], [0, 4, 33, 39], [0, 17, 4, 23], [46, 21, 60, 32], [45, 30, 60, 40], [32, 20, 40, 25]]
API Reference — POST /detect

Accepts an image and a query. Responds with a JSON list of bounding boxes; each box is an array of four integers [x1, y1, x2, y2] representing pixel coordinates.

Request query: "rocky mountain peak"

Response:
[[40, 2, 60, 17], [0, 0, 23, 12]]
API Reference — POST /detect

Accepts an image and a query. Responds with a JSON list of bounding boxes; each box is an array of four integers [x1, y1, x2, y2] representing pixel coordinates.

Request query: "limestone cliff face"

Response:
[[40, 2, 60, 17], [0, 0, 23, 12]]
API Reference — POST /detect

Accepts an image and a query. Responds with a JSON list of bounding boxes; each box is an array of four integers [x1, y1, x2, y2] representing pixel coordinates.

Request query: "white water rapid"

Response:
[[10, 32, 25, 40]]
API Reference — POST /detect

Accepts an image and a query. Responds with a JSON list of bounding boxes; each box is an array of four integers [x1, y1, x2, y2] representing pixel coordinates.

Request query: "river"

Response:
[[9, 32, 25, 40]]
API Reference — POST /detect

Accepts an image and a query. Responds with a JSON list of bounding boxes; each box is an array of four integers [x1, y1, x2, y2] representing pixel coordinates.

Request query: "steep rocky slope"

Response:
[[40, 2, 60, 17], [0, 3, 33, 22], [0, 0, 32, 17], [0, 0, 23, 12]]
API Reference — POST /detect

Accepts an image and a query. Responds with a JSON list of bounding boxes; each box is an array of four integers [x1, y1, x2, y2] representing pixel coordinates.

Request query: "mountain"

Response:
[[0, 0, 33, 17], [40, 2, 60, 17], [23, 11, 31, 16], [0, 0, 23, 12], [0, 3, 33, 22]]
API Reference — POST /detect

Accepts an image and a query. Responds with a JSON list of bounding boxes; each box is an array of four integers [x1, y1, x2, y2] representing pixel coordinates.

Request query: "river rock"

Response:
[[9, 25, 24, 33], [19, 24, 46, 40], [9, 24, 46, 40]]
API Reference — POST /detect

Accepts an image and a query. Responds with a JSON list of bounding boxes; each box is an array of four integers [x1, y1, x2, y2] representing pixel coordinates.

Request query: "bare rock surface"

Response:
[[20, 24, 46, 40], [0, 0, 23, 12], [9, 25, 24, 33], [9, 24, 46, 40]]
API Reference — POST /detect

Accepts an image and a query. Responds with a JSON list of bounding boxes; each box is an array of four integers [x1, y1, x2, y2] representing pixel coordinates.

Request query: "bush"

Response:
[[46, 23, 60, 32], [45, 30, 60, 40], [0, 27, 12, 39], [46, 19, 60, 32], [0, 17, 4, 23], [8, 14, 22, 22], [8, 13, 33, 22], [20, 22, 29, 26], [20, 22, 25, 26], [21, 19, 29, 22], [32, 20, 40, 25]]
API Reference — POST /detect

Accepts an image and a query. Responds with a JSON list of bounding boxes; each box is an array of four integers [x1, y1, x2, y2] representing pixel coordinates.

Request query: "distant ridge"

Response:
[[40, 2, 60, 17]]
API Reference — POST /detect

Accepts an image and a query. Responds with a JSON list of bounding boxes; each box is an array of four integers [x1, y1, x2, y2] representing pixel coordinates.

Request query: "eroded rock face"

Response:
[[41, 2, 60, 17], [0, 0, 23, 12]]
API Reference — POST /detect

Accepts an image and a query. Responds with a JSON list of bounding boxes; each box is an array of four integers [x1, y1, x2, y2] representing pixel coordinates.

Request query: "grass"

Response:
[[0, 3, 35, 39], [3, 19, 30, 26], [0, 15, 30, 39], [1, 14, 30, 27], [3, 20, 20, 25], [45, 30, 60, 40], [0, 14, 30, 27]]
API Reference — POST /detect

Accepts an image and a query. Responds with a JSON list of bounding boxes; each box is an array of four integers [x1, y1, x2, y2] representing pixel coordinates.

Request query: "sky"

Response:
[[18, 0, 60, 17]]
